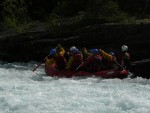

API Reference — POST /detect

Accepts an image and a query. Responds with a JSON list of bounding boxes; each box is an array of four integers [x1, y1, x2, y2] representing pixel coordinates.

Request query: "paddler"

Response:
[[65, 47, 83, 71], [77, 49, 103, 72], [120, 45, 131, 70], [45, 44, 67, 70]]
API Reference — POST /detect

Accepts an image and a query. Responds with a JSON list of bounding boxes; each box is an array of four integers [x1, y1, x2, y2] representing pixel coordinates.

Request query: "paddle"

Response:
[[32, 44, 60, 72], [32, 55, 49, 72], [75, 54, 91, 71], [33, 62, 42, 72], [114, 60, 124, 69], [114, 60, 132, 76], [75, 63, 83, 71]]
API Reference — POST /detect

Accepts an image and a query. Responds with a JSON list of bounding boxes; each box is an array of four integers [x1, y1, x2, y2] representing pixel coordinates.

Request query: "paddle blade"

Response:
[[33, 63, 42, 72]]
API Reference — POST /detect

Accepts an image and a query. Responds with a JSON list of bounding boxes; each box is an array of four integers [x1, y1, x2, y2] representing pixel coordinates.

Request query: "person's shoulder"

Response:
[[125, 52, 130, 55]]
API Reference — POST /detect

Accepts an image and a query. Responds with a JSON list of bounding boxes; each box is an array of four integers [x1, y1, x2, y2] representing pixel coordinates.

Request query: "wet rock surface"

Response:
[[0, 22, 150, 78], [130, 58, 150, 78]]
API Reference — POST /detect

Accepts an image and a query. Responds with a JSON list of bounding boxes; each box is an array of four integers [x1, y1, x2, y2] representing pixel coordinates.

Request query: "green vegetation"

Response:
[[1, 0, 30, 33], [0, 0, 150, 32]]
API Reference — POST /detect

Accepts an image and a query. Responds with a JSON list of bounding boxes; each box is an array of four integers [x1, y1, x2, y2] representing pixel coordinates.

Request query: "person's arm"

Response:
[[55, 44, 65, 56], [45, 57, 56, 65], [121, 52, 130, 66], [65, 56, 74, 70], [82, 47, 91, 58], [99, 49, 115, 61], [59, 47, 65, 56], [124, 52, 130, 60]]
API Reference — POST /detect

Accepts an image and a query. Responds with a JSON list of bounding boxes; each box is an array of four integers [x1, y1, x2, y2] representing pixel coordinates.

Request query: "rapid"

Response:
[[0, 62, 150, 113]]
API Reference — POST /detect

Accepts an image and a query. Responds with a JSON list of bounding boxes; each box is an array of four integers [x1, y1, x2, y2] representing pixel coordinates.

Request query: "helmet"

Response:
[[121, 45, 128, 52], [89, 49, 99, 54], [50, 49, 56, 55], [70, 46, 76, 52], [72, 48, 79, 54]]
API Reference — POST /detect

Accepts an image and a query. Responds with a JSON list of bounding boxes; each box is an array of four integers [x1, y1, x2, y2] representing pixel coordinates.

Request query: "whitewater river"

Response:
[[0, 62, 150, 113]]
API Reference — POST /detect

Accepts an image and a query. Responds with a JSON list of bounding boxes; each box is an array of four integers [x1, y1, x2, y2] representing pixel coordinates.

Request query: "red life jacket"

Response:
[[91, 55, 103, 71], [71, 53, 83, 70], [102, 58, 115, 69], [83, 54, 103, 72], [53, 54, 67, 70]]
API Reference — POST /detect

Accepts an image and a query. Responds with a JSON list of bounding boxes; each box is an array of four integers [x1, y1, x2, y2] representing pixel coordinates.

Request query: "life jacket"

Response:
[[99, 49, 115, 69], [91, 55, 103, 71], [71, 53, 83, 70], [83, 54, 103, 72], [102, 56, 117, 70], [53, 54, 67, 70]]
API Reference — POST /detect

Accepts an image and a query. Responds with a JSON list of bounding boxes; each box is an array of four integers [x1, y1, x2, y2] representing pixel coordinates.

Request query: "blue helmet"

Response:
[[89, 49, 99, 54], [50, 49, 56, 55], [72, 48, 79, 54]]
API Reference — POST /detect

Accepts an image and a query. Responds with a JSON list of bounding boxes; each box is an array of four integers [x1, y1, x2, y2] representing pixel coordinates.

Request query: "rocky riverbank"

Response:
[[0, 22, 150, 62]]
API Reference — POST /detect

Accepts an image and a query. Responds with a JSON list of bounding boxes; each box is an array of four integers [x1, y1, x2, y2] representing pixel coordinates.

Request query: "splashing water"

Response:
[[0, 62, 150, 113]]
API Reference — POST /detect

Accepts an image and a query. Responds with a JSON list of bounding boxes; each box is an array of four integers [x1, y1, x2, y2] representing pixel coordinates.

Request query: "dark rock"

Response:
[[0, 22, 150, 78], [130, 58, 150, 78]]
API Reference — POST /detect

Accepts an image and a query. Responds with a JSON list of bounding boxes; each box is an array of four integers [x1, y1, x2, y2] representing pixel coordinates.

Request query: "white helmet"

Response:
[[70, 46, 76, 52], [121, 45, 128, 52]]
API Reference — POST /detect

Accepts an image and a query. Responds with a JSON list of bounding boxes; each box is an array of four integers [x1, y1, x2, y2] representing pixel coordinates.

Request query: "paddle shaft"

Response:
[[115, 60, 124, 69], [33, 63, 42, 72], [32, 54, 50, 72], [75, 54, 92, 71], [115, 60, 132, 75], [75, 63, 83, 71]]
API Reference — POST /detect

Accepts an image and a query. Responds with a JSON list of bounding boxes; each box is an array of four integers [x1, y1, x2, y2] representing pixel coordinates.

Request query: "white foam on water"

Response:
[[0, 62, 150, 113]]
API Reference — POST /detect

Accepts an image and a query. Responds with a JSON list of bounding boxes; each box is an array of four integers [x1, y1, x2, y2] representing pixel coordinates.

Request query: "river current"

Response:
[[0, 62, 150, 113]]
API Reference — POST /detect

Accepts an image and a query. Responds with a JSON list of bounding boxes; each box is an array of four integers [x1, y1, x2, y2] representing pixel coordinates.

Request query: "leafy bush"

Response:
[[2, 0, 30, 33]]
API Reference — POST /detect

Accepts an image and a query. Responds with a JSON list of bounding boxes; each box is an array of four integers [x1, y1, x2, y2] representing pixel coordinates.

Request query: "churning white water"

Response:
[[0, 62, 150, 113]]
